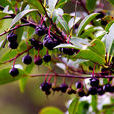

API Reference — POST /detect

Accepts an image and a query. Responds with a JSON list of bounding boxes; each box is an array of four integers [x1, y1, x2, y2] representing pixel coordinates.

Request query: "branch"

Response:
[[39, 0, 65, 41], [2, 46, 33, 64], [0, 23, 35, 37], [30, 73, 114, 79]]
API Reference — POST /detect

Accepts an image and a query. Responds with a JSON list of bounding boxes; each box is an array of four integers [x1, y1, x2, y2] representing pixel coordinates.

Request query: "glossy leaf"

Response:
[[77, 13, 99, 36], [77, 101, 89, 114], [91, 95, 98, 113], [57, 15, 70, 33], [103, 23, 114, 54], [68, 98, 79, 114], [48, 0, 57, 12], [68, 17, 81, 29], [75, 49, 105, 65], [70, 37, 89, 49], [88, 39, 106, 57], [0, 11, 8, 19], [10, 9, 38, 28], [26, 0, 44, 14], [54, 44, 81, 50], [19, 77, 28, 93], [0, 68, 26, 85], [39, 107, 63, 114], [86, 0, 97, 11], [56, 0, 68, 8]]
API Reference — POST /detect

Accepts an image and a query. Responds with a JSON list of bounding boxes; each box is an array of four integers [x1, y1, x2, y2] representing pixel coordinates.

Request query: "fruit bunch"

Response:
[[40, 77, 114, 96]]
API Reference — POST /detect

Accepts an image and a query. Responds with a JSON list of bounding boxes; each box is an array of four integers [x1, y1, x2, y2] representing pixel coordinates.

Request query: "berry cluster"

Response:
[[8, 24, 75, 77], [40, 77, 114, 96], [7, 32, 18, 49], [6, 19, 113, 98]]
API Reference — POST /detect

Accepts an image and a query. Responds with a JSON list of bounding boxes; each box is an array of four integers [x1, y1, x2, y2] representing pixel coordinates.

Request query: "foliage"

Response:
[[0, 0, 113, 113]]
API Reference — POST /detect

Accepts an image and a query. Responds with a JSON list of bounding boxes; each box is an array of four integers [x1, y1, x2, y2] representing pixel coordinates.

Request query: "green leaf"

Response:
[[26, 0, 44, 14], [107, 0, 114, 5], [0, 11, 8, 19], [48, 0, 57, 12], [77, 13, 99, 36], [39, 107, 63, 114], [54, 44, 81, 50], [86, 0, 97, 11], [91, 95, 98, 113], [63, 13, 71, 24], [70, 37, 89, 49], [0, 68, 26, 85], [88, 39, 106, 57], [15, 27, 24, 44], [105, 20, 114, 32], [19, 77, 28, 93], [0, 50, 17, 62], [68, 17, 81, 29], [77, 101, 89, 114], [103, 23, 114, 55], [75, 49, 105, 65], [57, 15, 70, 33], [56, 0, 68, 8], [68, 97, 79, 114], [0, 0, 13, 11], [10, 9, 38, 28]]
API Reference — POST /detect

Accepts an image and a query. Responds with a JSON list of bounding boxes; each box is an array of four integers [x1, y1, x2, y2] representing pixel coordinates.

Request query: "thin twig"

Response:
[[30, 73, 114, 79], [0, 23, 35, 36], [2, 46, 33, 64], [39, 0, 65, 40]]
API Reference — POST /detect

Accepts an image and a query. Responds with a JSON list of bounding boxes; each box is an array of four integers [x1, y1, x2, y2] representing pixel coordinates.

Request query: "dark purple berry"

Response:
[[60, 83, 68, 93], [43, 35, 59, 50], [103, 84, 111, 92], [35, 25, 46, 36], [101, 68, 109, 76], [7, 32, 17, 42], [52, 85, 61, 92], [29, 39, 43, 50], [88, 87, 97, 95], [40, 82, 52, 91], [109, 86, 114, 93], [101, 20, 108, 26], [97, 86, 105, 95], [89, 66, 93, 70], [62, 48, 75, 55], [8, 41, 18, 49], [76, 82, 83, 89], [22, 55, 32, 65], [67, 88, 76, 95], [43, 54, 51, 62], [9, 67, 19, 77], [90, 78, 99, 87], [112, 56, 114, 63], [45, 90, 51, 95], [96, 11, 105, 19], [78, 90, 85, 97], [34, 41, 43, 50], [34, 56, 43, 65], [29, 38, 38, 46]]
